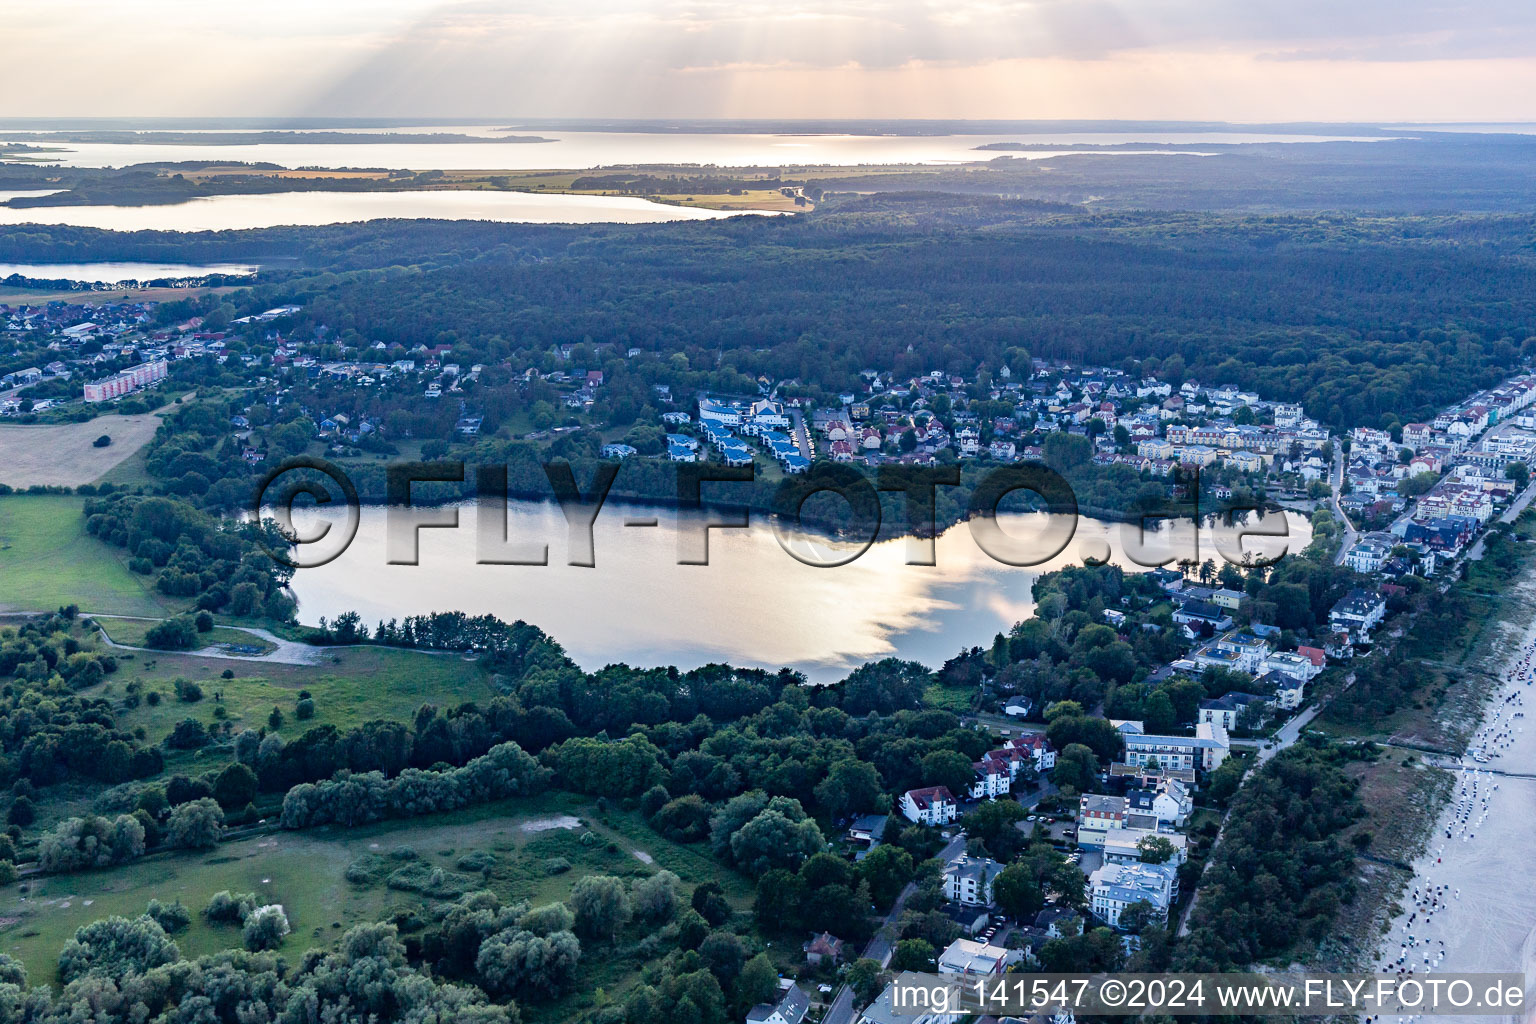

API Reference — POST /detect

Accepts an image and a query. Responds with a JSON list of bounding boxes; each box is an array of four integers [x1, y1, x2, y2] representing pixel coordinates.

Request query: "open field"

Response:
[[0, 494, 177, 615], [0, 792, 753, 996], [0, 411, 169, 487], [88, 642, 500, 744], [0, 285, 242, 306]]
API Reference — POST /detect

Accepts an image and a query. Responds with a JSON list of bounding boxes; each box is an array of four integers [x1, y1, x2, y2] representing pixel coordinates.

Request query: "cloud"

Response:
[[5, 0, 1536, 118]]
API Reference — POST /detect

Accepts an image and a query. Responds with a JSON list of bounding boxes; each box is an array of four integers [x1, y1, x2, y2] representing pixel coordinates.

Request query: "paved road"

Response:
[[789, 406, 814, 460], [822, 833, 967, 1024], [1331, 454, 1359, 566], [1467, 477, 1536, 560]]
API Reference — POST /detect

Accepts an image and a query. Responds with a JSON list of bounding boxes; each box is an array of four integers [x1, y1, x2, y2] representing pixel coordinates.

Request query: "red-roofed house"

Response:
[[900, 786, 958, 825]]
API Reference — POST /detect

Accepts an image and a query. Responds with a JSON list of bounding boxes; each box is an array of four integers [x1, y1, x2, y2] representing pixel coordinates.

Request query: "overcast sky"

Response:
[[7, 0, 1536, 121]]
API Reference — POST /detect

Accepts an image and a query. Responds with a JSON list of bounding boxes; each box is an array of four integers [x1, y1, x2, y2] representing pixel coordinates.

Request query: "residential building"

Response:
[[1100, 827, 1189, 867], [1329, 589, 1387, 641], [1264, 649, 1324, 686], [803, 932, 845, 966], [1199, 692, 1271, 731], [1009, 733, 1057, 771], [82, 358, 168, 402], [1211, 588, 1244, 611], [1252, 670, 1304, 711], [944, 856, 1004, 907], [858, 979, 959, 1024], [936, 938, 1015, 975], [1034, 906, 1083, 938], [1124, 777, 1192, 828], [1089, 862, 1179, 929], [1077, 794, 1127, 847], [747, 981, 810, 1024], [900, 786, 958, 825], [1122, 722, 1230, 773], [1345, 533, 1394, 574]]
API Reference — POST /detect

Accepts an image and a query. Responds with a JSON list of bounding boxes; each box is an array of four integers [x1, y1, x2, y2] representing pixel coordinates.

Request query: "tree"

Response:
[[918, 749, 975, 799], [960, 799, 1028, 860], [1050, 743, 1099, 795], [815, 759, 884, 820], [194, 610, 214, 633], [1137, 836, 1176, 864], [729, 809, 824, 876], [735, 952, 779, 1013], [167, 717, 210, 750], [145, 899, 192, 933], [890, 938, 936, 971], [993, 861, 1046, 922], [229, 581, 262, 616], [213, 762, 258, 810], [1206, 758, 1246, 804], [145, 618, 197, 650], [1043, 432, 1092, 473], [167, 797, 224, 850], [699, 931, 746, 985], [204, 890, 257, 924], [691, 882, 732, 927], [858, 843, 915, 910], [519, 902, 576, 935], [93, 434, 112, 448], [58, 915, 180, 982], [242, 904, 291, 950], [1144, 691, 1177, 733], [1119, 900, 1159, 934], [630, 870, 681, 922], [39, 814, 145, 873], [571, 875, 631, 941], [838, 658, 931, 715], [753, 868, 806, 933], [846, 958, 885, 1005], [8, 796, 35, 827], [652, 795, 712, 842], [477, 926, 581, 1000], [1046, 713, 1123, 762]]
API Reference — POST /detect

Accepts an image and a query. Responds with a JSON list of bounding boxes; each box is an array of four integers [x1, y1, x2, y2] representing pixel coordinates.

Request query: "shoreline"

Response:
[[1371, 564, 1536, 1024]]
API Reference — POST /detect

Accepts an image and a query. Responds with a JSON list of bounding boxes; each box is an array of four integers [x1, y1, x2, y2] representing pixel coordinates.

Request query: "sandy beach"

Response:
[[1375, 609, 1536, 1024]]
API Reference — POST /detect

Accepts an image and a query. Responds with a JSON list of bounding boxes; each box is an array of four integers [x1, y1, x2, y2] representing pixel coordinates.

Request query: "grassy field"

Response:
[[0, 411, 170, 488], [90, 643, 500, 745], [0, 494, 178, 616], [97, 616, 277, 655], [0, 284, 240, 306], [0, 792, 753, 994]]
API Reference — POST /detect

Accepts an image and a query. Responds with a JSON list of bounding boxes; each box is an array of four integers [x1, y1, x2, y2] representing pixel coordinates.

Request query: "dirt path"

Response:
[[91, 614, 325, 665]]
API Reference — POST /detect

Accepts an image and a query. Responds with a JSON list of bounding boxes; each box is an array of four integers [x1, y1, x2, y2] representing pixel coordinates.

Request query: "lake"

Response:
[[283, 499, 1309, 682], [0, 261, 258, 283], [0, 190, 777, 231], [0, 190, 64, 203], [3, 126, 1391, 171]]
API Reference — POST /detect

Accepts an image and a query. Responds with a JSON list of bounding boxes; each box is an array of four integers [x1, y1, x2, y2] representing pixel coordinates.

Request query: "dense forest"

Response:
[[5, 198, 1536, 428]]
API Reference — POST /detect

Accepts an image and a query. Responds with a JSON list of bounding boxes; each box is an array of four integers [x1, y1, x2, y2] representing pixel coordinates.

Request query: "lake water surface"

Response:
[[284, 499, 1308, 681], [0, 261, 258, 283], [0, 190, 774, 231], [3, 126, 1391, 171]]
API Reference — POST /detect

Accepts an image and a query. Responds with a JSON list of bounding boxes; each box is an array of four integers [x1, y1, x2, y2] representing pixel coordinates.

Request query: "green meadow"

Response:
[[0, 495, 178, 617], [0, 792, 754, 1002], [87, 644, 502, 748]]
